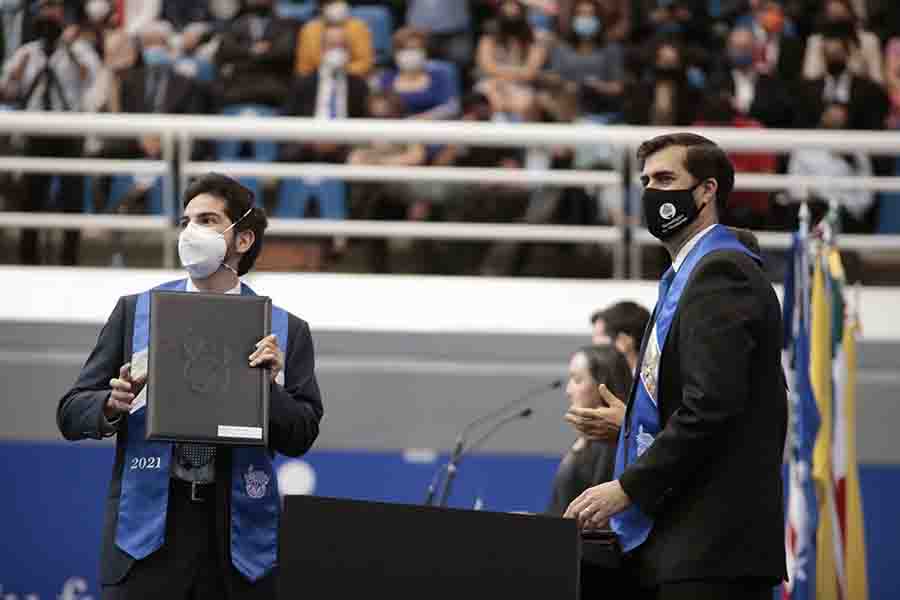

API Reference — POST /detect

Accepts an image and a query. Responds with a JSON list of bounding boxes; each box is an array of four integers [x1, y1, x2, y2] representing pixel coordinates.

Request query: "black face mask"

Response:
[[642, 181, 707, 240], [499, 14, 527, 36], [34, 17, 63, 47], [825, 57, 847, 76], [654, 65, 683, 81]]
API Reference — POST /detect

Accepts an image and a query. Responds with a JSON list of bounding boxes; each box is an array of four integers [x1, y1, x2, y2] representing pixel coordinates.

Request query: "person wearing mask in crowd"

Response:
[[78, 0, 117, 59], [160, 0, 211, 30], [405, 0, 473, 75], [803, 0, 882, 84], [565, 132, 787, 600], [280, 23, 369, 267], [624, 40, 700, 126], [348, 92, 427, 273], [707, 27, 795, 128], [58, 173, 323, 599], [215, 0, 298, 111], [475, 0, 548, 122], [0, 0, 100, 265], [549, 344, 632, 515], [295, 0, 373, 77], [736, 0, 804, 81], [632, 0, 710, 49], [542, 0, 624, 119], [94, 21, 205, 214], [379, 27, 460, 120], [557, 0, 630, 43], [798, 33, 889, 131], [788, 102, 874, 232]]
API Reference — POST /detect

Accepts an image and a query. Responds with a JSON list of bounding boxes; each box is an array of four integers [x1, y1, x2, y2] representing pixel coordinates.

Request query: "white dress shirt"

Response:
[[672, 223, 718, 272], [314, 67, 348, 119]]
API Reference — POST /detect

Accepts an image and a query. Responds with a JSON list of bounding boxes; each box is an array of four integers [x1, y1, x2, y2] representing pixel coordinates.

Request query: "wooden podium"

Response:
[[278, 495, 581, 598]]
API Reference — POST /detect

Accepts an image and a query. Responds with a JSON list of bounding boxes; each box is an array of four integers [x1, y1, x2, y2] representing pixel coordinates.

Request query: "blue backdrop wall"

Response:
[[1, 442, 897, 599]]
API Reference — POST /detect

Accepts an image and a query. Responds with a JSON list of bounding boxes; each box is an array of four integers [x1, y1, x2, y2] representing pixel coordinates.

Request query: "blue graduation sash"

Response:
[[611, 225, 760, 552], [115, 278, 288, 582]]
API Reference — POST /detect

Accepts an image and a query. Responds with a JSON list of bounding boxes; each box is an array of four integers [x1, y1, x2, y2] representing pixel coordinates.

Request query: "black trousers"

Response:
[[21, 136, 84, 265], [628, 578, 776, 600], [101, 479, 275, 600]]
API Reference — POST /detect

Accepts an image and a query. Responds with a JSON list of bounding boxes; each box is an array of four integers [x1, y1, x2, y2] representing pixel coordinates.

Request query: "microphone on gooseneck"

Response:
[[424, 379, 561, 507], [436, 408, 534, 508]]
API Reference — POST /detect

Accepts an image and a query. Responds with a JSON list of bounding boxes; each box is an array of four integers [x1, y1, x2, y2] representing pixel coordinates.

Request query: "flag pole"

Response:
[[799, 201, 811, 334]]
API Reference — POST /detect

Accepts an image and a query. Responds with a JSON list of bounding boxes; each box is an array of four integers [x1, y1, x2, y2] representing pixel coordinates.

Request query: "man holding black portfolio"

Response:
[[565, 134, 787, 599], [57, 173, 323, 599]]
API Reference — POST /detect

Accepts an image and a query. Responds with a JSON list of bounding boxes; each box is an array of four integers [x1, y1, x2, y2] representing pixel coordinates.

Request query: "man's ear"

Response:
[[236, 228, 255, 255]]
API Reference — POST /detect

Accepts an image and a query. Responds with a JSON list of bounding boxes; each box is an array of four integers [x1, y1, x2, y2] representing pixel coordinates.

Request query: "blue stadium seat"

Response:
[[876, 157, 900, 233], [174, 56, 216, 83], [427, 59, 461, 103], [276, 177, 347, 219], [83, 175, 166, 215], [278, 1, 318, 23], [217, 104, 280, 204], [350, 5, 393, 65]]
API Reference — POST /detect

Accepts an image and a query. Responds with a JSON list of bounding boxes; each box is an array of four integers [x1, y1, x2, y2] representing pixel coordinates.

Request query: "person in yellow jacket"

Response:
[[295, 0, 374, 76]]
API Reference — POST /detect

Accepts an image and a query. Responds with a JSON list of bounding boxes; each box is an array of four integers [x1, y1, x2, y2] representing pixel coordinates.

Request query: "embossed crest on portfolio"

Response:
[[183, 329, 232, 394]]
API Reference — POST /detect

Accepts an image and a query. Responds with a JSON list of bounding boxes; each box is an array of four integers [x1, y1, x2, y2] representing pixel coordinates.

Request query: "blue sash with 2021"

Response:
[[611, 225, 760, 553], [114, 278, 288, 582]]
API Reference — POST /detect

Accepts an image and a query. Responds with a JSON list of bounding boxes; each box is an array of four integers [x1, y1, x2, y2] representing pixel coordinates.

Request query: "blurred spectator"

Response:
[[475, 0, 548, 121], [736, 0, 804, 81], [76, 0, 116, 58], [694, 90, 778, 229], [803, 0, 882, 84], [624, 40, 700, 125], [632, 0, 711, 49], [378, 27, 460, 120], [83, 27, 137, 114], [1, 0, 28, 64], [280, 24, 369, 207], [215, 0, 297, 109], [406, 0, 473, 70], [160, 0, 211, 30], [295, 0, 374, 77], [93, 20, 205, 212], [787, 102, 874, 232], [707, 27, 795, 128], [886, 38, 900, 129], [172, 22, 219, 81], [348, 92, 427, 272], [542, 0, 624, 119], [557, 0, 630, 43], [0, 0, 100, 265], [589, 301, 650, 371], [798, 33, 889, 130]]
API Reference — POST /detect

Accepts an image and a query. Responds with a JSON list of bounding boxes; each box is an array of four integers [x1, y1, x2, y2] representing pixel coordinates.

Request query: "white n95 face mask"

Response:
[[178, 208, 252, 279]]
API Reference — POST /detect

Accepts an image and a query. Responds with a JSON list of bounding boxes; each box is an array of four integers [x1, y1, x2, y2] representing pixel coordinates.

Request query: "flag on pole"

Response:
[[814, 249, 869, 600], [782, 234, 820, 600]]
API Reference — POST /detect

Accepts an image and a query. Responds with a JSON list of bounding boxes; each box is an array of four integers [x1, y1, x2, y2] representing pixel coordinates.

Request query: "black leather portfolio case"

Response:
[[146, 290, 270, 446]]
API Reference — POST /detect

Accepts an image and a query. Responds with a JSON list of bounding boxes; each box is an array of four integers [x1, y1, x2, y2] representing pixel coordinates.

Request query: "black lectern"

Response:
[[278, 495, 581, 598]]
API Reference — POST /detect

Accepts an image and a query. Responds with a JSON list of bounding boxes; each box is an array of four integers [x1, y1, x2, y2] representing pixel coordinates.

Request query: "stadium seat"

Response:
[[276, 177, 347, 219], [350, 5, 393, 65], [876, 157, 900, 233], [217, 104, 280, 204], [278, 1, 318, 23]]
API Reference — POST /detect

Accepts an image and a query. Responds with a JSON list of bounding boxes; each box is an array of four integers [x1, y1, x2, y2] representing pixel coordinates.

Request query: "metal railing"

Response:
[[0, 111, 898, 278]]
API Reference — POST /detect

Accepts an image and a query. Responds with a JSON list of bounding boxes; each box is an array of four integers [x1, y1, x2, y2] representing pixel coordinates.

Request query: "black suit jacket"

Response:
[[618, 233, 788, 586], [103, 67, 208, 159], [215, 15, 298, 107], [708, 69, 796, 129], [56, 292, 323, 595], [279, 72, 369, 163], [797, 74, 889, 131]]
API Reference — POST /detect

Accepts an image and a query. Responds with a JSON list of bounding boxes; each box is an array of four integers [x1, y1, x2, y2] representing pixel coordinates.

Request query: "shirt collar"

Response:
[[672, 223, 717, 272], [186, 278, 242, 294]]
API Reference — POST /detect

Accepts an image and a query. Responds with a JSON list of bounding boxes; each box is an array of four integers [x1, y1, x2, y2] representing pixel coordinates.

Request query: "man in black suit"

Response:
[[708, 27, 795, 128], [797, 33, 889, 131], [280, 23, 369, 164], [94, 21, 206, 212], [57, 173, 324, 599], [565, 133, 787, 600]]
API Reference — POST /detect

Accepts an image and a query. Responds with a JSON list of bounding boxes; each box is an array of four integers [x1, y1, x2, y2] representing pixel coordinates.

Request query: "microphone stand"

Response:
[[436, 408, 533, 508], [423, 379, 560, 506]]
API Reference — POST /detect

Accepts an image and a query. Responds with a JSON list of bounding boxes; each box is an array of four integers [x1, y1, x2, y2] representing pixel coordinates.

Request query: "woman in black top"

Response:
[[547, 344, 633, 516]]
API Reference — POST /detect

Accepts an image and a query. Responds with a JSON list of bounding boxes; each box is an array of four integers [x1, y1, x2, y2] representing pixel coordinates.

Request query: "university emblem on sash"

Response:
[[244, 465, 270, 499], [640, 332, 661, 405]]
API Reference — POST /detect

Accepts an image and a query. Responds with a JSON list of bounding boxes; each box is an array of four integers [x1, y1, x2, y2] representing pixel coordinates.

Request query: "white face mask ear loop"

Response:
[[220, 207, 253, 276]]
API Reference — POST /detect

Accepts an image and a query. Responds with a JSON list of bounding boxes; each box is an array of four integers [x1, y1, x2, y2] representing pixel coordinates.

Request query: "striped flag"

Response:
[[812, 249, 869, 600], [782, 234, 820, 600]]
